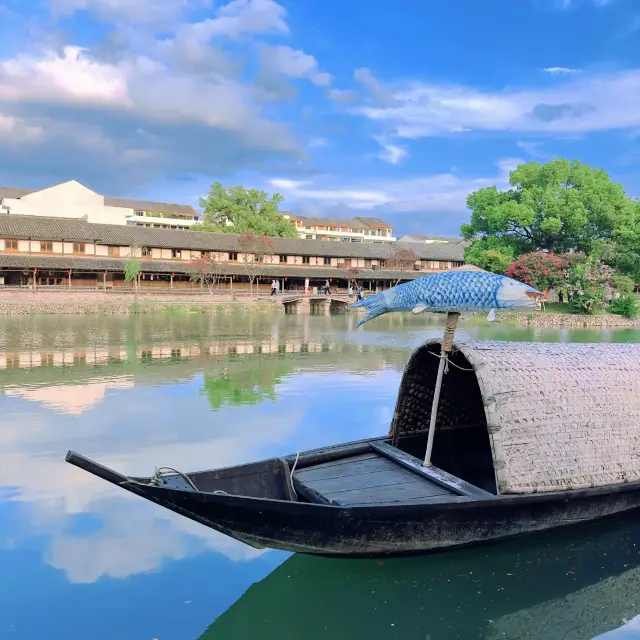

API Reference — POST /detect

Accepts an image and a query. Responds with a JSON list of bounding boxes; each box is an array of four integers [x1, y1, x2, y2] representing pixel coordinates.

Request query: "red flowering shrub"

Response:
[[505, 252, 565, 291]]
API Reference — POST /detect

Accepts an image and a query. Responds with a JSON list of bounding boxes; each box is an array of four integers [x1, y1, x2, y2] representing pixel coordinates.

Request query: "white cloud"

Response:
[[541, 67, 581, 74], [258, 44, 332, 87], [173, 0, 288, 43], [0, 0, 310, 187], [327, 88, 357, 103], [353, 69, 640, 138], [354, 67, 395, 106], [307, 137, 330, 148], [270, 157, 519, 213], [50, 0, 197, 24], [269, 178, 390, 208], [516, 140, 551, 159], [374, 137, 407, 165], [0, 46, 131, 107], [0, 114, 43, 144]]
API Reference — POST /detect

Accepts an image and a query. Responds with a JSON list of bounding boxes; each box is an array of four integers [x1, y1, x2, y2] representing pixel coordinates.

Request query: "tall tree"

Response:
[[188, 254, 225, 293], [461, 159, 636, 258], [124, 253, 141, 291], [194, 182, 298, 237], [385, 247, 419, 285]]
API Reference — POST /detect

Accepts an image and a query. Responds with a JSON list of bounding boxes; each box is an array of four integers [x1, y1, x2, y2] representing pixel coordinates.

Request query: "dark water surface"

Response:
[[1, 313, 640, 640]]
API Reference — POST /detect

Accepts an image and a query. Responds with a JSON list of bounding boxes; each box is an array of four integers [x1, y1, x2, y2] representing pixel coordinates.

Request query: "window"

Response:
[[108, 246, 120, 257], [279, 255, 287, 263], [171, 249, 182, 259], [193, 216, 199, 221], [341, 237, 350, 243], [305, 226, 311, 230], [135, 211, 144, 216], [302, 256, 310, 264], [142, 247, 151, 256], [73, 243, 85, 255], [305, 235, 313, 240], [323, 257, 331, 265], [4, 239, 18, 252], [228, 252, 238, 261], [40, 241, 53, 252]]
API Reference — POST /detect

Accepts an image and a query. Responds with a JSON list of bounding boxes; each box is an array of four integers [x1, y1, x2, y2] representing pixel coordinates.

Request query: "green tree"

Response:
[[200, 358, 294, 409], [124, 255, 141, 290], [194, 182, 298, 237], [464, 237, 515, 273], [565, 257, 614, 315], [461, 159, 636, 256]]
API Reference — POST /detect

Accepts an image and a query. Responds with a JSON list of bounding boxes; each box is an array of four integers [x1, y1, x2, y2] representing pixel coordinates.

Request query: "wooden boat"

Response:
[[66, 339, 640, 557]]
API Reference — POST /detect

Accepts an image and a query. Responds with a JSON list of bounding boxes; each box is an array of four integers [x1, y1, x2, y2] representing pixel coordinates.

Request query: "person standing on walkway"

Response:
[[271, 280, 277, 296], [324, 279, 331, 296], [305, 277, 310, 295]]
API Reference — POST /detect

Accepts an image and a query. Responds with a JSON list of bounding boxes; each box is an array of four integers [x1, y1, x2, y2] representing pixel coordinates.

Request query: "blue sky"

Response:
[[0, 0, 638, 236]]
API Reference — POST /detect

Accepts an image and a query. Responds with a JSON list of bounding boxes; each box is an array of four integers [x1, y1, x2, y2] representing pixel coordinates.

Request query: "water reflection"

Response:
[[202, 514, 640, 640], [1, 313, 639, 639]]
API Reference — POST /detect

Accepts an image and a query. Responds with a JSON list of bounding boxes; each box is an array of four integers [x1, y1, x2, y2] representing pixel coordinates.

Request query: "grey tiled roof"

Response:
[[0, 253, 426, 281], [0, 186, 197, 215], [104, 196, 197, 216], [288, 215, 371, 230], [0, 215, 465, 261], [0, 187, 33, 199], [354, 216, 393, 229]]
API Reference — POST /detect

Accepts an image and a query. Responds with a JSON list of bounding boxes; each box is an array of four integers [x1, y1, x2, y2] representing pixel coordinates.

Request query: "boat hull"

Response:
[[65, 443, 640, 558], [127, 476, 640, 557]]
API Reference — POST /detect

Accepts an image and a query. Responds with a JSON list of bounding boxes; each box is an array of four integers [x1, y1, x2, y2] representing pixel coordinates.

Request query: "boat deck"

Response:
[[293, 445, 467, 507]]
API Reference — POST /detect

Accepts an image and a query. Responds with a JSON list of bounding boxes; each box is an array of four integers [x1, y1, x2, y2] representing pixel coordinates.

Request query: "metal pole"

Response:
[[424, 311, 460, 467]]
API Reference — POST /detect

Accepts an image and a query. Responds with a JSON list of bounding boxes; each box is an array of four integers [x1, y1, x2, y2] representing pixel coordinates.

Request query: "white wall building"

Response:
[[0, 180, 200, 230], [280, 213, 396, 243]]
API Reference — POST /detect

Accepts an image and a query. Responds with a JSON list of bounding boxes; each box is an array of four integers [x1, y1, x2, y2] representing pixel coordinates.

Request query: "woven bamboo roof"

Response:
[[391, 339, 640, 494]]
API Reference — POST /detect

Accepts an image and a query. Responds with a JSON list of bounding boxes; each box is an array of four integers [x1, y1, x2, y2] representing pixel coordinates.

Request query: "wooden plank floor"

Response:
[[294, 452, 457, 506]]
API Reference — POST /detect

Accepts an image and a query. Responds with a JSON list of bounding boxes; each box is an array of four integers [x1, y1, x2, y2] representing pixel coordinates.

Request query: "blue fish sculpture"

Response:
[[350, 270, 541, 327]]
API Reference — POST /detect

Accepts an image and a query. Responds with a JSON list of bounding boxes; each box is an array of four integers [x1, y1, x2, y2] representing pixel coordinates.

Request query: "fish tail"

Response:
[[349, 292, 389, 327]]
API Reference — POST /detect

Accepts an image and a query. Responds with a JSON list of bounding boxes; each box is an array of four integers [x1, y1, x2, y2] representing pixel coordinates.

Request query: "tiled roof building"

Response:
[[0, 215, 464, 290]]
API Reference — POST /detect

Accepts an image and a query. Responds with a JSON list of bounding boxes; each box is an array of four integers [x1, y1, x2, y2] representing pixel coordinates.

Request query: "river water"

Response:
[[1, 312, 640, 640]]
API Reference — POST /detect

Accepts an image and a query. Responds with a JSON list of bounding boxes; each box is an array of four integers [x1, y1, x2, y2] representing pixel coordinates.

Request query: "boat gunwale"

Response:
[[66, 446, 640, 513]]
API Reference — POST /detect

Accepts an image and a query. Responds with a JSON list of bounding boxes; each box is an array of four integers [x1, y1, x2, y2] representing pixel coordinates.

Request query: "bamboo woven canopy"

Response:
[[390, 340, 640, 495]]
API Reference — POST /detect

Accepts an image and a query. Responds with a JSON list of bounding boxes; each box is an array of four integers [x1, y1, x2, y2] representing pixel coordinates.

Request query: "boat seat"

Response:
[[292, 451, 459, 507]]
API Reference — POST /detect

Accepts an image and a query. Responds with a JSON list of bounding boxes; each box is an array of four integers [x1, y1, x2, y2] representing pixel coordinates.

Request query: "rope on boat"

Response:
[[289, 452, 300, 499], [149, 466, 200, 491], [427, 350, 474, 372]]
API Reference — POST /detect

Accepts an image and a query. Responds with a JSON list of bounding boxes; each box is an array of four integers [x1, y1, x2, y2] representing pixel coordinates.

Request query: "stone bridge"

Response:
[[279, 294, 357, 315]]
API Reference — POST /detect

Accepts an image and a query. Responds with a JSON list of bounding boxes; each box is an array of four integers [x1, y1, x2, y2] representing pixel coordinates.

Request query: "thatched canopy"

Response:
[[390, 340, 640, 495]]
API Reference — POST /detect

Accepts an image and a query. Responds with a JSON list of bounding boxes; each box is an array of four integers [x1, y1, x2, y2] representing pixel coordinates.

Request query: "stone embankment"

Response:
[[0, 290, 283, 315], [495, 312, 640, 328]]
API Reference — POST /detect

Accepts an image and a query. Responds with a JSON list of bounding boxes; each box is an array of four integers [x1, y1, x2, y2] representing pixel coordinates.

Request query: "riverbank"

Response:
[[0, 291, 284, 315], [482, 311, 640, 327]]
